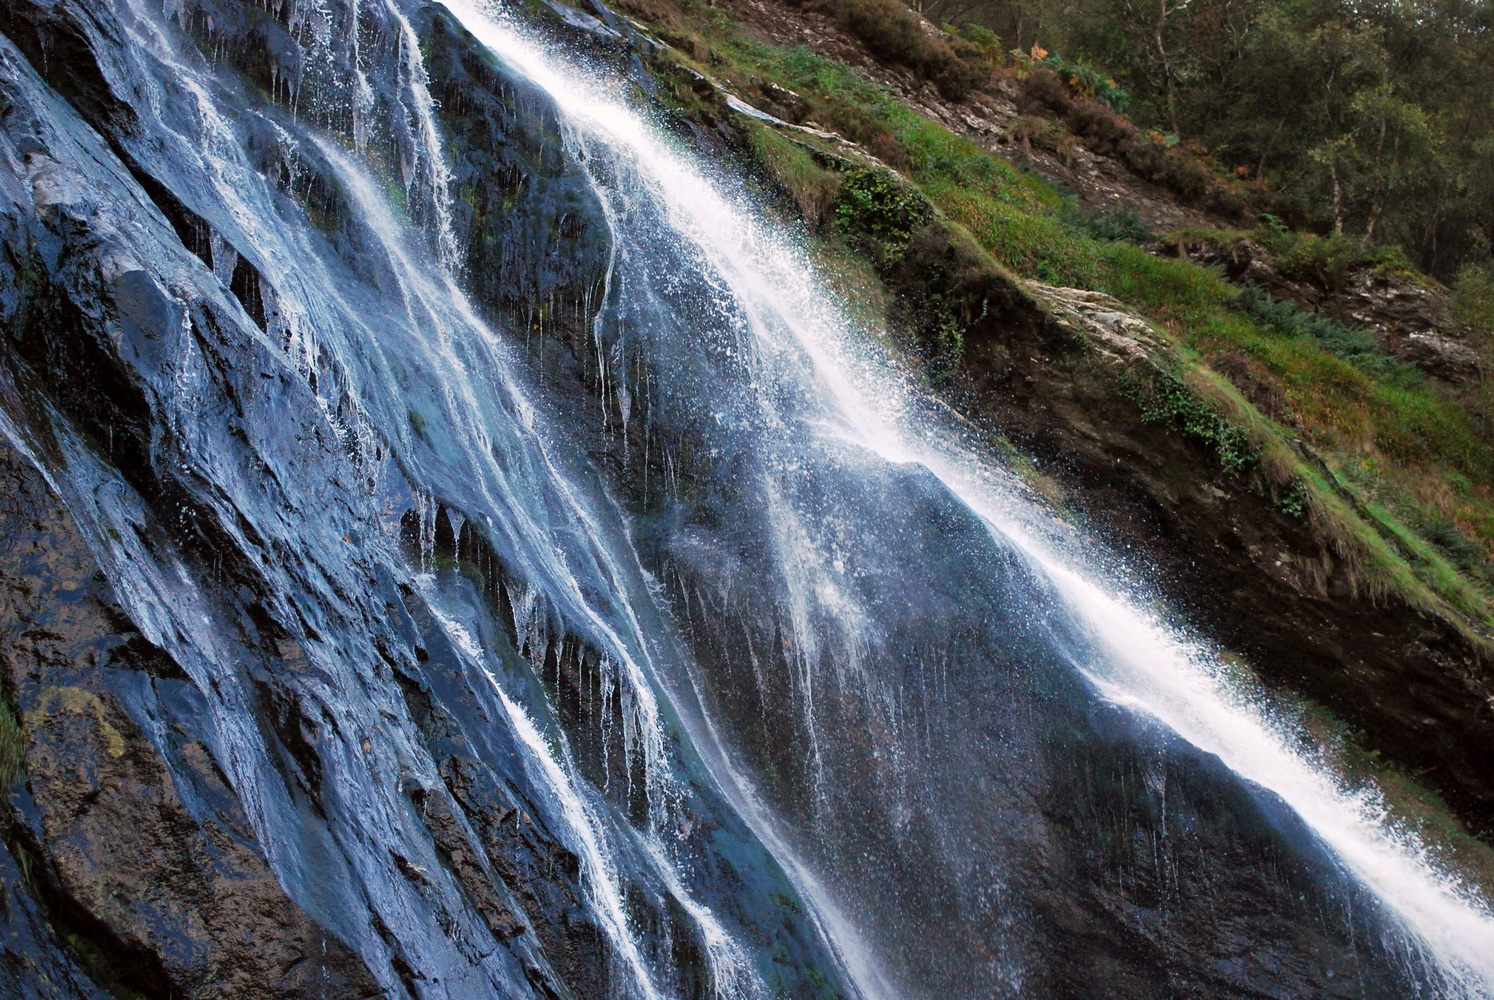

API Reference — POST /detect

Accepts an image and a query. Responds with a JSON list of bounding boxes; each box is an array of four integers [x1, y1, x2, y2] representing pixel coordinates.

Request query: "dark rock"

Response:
[[0, 443, 382, 1000], [1339, 266, 1448, 340]]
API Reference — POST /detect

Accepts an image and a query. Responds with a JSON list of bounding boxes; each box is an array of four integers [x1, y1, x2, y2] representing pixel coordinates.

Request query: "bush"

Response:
[[839, 0, 924, 66], [1075, 208, 1154, 243], [832, 167, 934, 261], [1037, 53, 1130, 112], [922, 35, 986, 100], [1254, 227, 1415, 291], [1018, 68, 1072, 114], [819, 0, 988, 101], [1451, 263, 1494, 335]]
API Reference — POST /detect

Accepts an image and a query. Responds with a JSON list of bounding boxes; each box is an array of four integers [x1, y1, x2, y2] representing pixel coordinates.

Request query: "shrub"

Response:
[[832, 167, 934, 261], [1018, 68, 1072, 114], [1253, 227, 1415, 291], [1062, 98, 1136, 152], [1074, 207, 1154, 244], [1451, 263, 1494, 335], [839, 0, 924, 66], [1037, 53, 1130, 112], [924, 35, 988, 100]]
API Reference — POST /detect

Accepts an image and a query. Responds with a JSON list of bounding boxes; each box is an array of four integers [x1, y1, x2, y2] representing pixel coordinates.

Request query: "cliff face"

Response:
[[0, 0, 1490, 997], [0, 2, 843, 995]]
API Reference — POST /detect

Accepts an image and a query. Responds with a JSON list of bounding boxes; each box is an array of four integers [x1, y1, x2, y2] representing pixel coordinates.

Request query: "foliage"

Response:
[[1118, 368, 1260, 475], [926, 0, 1494, 279], [1071, 207, 1153, 244], [841, 0, 924, 65], [950, 23, 1005, 72], [1252, 220, 1414, 291], [1036, 51, 1130, 111], [1452, 264, 1494, 336], [808, 0, 989, 99], [831, 167, 933, 260], [1276, 479, 1309, 519], [1234, 284, 1424, 389]]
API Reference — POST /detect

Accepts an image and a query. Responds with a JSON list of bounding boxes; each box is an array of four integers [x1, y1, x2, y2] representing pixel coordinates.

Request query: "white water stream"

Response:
[[433, 2, 1494, 995]]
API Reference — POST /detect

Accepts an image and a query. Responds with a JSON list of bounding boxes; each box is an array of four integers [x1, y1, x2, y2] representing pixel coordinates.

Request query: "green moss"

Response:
[[0, 700, 23, 789]]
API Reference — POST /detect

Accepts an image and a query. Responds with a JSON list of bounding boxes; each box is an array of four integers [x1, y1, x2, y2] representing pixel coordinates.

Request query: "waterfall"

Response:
[[2, 0, 1492, 995], [435, 2, 1494, 995]]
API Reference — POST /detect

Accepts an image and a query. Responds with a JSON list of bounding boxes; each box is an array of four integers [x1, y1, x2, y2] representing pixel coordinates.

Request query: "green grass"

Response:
[[931, 182, 1099, 286]]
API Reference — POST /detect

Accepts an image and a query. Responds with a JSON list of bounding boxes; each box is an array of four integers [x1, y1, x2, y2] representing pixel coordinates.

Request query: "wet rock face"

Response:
[[0, 446, 382, 1000], [0, 0, 1485, 997], [0, 0, 849, 996]]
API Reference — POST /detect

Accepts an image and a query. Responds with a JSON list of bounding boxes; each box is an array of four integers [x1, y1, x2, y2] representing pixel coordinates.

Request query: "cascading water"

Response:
[[436, 3, 1494, 996], [0, 0, 1490, 997]]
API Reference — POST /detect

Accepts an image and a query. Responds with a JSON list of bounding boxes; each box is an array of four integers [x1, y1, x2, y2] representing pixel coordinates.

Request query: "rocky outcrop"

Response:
[[1396, 330, 1483, 383], [730, 81, 1494, 842], [949, 265, 1494, 839]]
